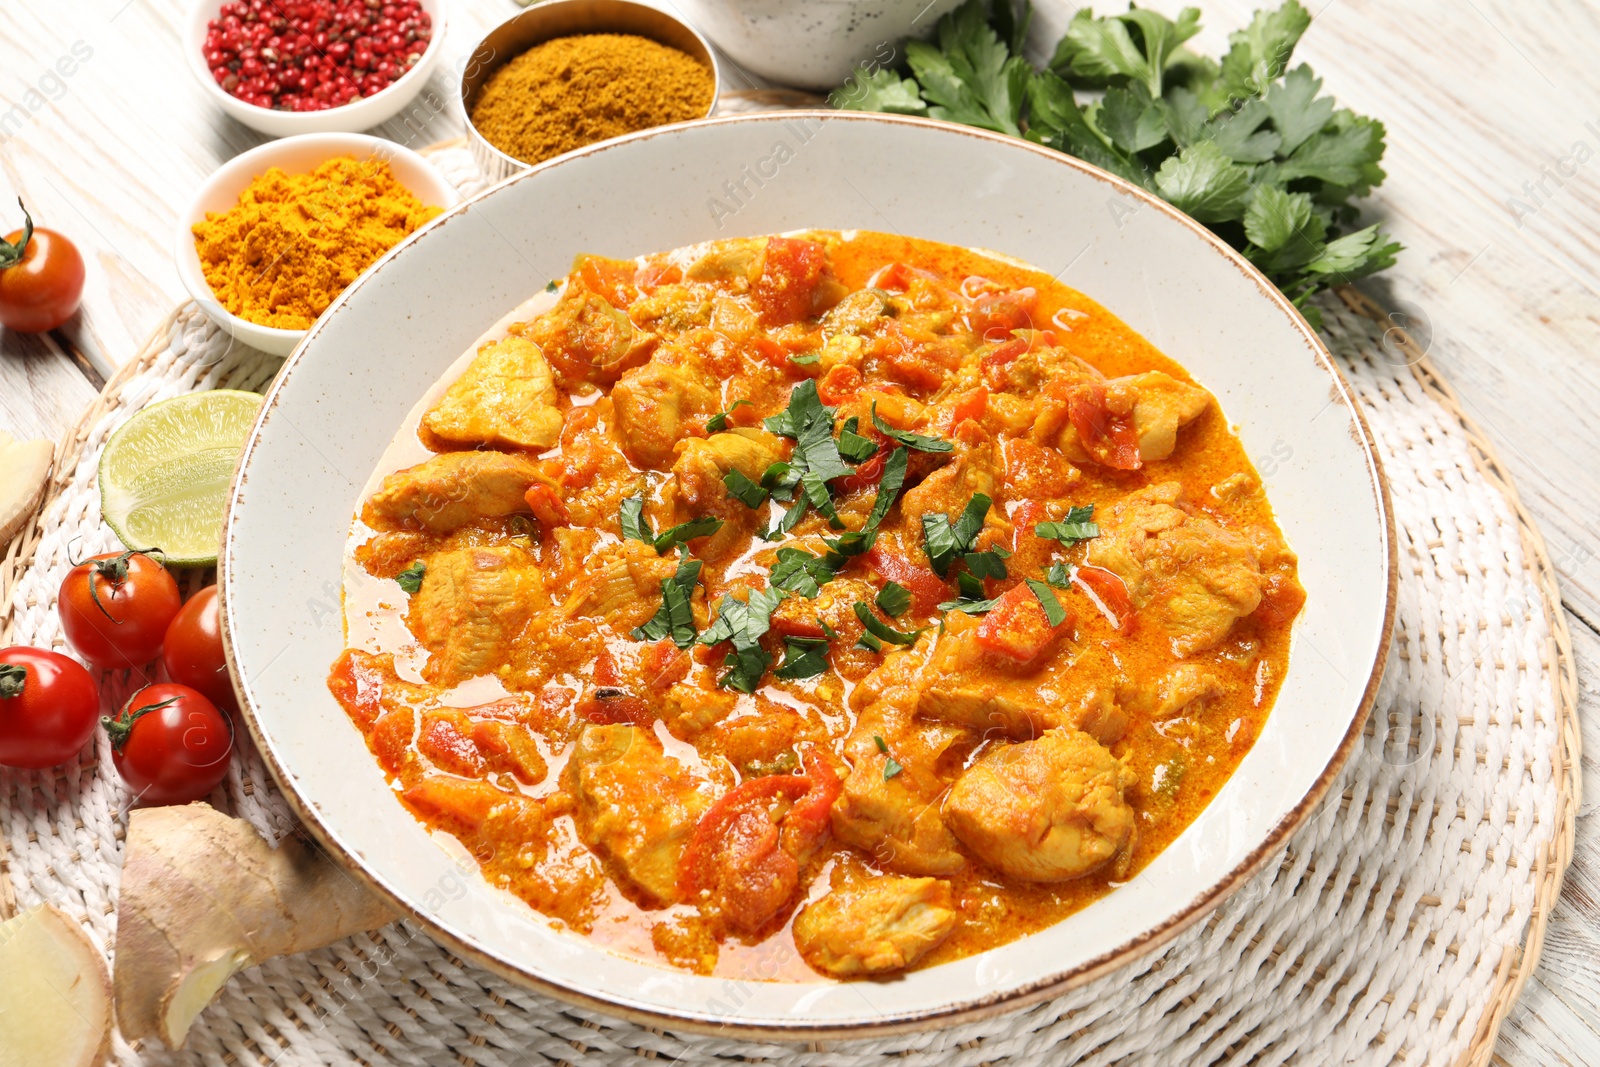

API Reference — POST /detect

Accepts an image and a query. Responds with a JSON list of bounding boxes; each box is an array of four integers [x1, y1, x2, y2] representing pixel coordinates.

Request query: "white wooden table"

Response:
[[1, 0, 1594, 1062]]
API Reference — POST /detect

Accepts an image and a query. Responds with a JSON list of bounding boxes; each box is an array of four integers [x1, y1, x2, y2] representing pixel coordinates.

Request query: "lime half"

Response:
[[99, 389, 264, 566]]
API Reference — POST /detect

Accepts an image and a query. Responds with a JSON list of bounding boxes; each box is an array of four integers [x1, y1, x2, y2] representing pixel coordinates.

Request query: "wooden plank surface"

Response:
[[0, 0, 1594, 1062]]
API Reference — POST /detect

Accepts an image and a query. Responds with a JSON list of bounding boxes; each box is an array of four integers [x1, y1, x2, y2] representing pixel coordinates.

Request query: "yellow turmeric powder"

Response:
[[193, 156, 441, 330], [470, 34, 714, 166]]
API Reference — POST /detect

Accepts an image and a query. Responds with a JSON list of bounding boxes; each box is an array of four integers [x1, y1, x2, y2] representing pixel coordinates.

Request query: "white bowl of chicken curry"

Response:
[[223, 112, 1392, 1034]]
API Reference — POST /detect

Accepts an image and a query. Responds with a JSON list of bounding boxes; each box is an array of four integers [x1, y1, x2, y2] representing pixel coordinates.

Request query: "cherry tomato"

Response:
[[161, 585, 235, 713], [0, 203, 85, 333], [0, 646, 100, 768], [103, 683, 232, 806], [59, 550, 181, 670]]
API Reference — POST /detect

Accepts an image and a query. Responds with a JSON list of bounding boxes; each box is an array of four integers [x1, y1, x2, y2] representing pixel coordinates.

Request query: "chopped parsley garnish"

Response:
[[763, 379, 831, 439], [921, 492, 992, 577], [836, 418, 879, 463], [1045, 561, 1073, 588], [774, 636, 830, 680], [619, 495, 651, 543], [853, 601, 922, 649], [789, 353, 821, 365], [769, 547, 841, 597], [724, 468, 768, 509], [873, 734, 904, 779], [700, 587, 785, 692], [871, 402, 953, 453], [873, 735, 890, 753], [1035, 505, 1100, 545], [760, 381, 857, 537], [1025, 577, 1069, 627], [632, 558, 703, 648], [396, 562, 425, 595], [963, 544, 1011, 579], [706, 399, 752, 432], [875, 581, 912, 617], [826, 446, 908, 557], [619, 495, 723, 553], [652, 515, 724, 554], [938, 593, 1001, 614]]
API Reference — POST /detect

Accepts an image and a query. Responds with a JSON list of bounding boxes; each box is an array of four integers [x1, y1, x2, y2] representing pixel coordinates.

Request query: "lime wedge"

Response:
[[99, 390, 264, 566]]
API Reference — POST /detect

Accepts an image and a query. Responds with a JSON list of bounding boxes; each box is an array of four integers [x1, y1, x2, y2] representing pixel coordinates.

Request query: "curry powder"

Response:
[[470, 34, 713, 167], [193, 156, 442, 330]]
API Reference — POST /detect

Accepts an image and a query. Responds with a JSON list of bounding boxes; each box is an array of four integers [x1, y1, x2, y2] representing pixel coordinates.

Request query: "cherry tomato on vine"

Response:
[[103, 682, 232, 806], [59, 550, 181, 670], [161, 585, 235, 712], [0, 200, 85, 334], [0, 646, 100, 768]]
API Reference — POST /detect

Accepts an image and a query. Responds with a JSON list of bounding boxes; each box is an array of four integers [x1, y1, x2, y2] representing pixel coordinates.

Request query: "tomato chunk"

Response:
[[752, 237, 827, 325], [950, 386, 988, 425], [640, 639, 691, 691], [975, 582, 1071, 664], [576, 254, 641, 308], [328, 648, 386, 728], [817, 363, 863, 405], [578, 687, 656, 727], [1073, 565, 1133, 627], [967, 288, 1037, 342], [524, 483, 570, 532], [863, 546, 949, 614], [1068, 383, 1141, 470]]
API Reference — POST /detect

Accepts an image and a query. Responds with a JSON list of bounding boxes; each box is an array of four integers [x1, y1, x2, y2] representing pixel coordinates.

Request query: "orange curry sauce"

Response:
[[329, 230, 1304, 982]]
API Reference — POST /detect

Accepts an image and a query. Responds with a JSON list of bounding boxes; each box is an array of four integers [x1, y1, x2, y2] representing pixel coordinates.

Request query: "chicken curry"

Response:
[[330, 230, 1304, 981]]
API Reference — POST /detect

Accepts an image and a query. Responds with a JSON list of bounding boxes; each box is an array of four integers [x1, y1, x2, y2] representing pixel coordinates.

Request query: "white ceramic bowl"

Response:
[[674, 0, 963, 90], [175, 132, 462, 357], [185, 0, 447, 137], [221, 112, 1395, 1036]]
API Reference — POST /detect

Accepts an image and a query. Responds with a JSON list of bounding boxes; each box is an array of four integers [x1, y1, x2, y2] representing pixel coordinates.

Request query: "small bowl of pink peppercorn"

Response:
[[185, 0, 447, 137]]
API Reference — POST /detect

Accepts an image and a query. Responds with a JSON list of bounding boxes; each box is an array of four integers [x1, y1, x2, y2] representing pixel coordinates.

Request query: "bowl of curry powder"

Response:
[[462, 0, 720, 182]]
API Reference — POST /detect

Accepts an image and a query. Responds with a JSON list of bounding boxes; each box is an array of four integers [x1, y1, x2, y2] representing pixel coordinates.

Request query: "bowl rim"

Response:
[[220, 109, 1398, 1038], [457, 0, 722, 177], [174, 130, 464, 349], [183, 0, 447, 123]]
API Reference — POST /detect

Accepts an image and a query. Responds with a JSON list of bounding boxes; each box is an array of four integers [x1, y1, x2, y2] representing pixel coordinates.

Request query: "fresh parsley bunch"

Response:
[[831, 0, 1400, 327]]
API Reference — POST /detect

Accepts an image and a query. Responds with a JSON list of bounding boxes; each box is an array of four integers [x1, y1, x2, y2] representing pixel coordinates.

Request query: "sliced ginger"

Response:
[[0, 431, 52, 548], [0, 904, 112, 1067]]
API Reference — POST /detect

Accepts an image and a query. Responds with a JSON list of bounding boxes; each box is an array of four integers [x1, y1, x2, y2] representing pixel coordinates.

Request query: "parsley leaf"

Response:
[[876, 581, 912, 617], [938, 593, 1002, 614], [790, 353, 821, 366], [854, 601, 922, 647], [1025, 577, 1069, 627], [761, 461, 802, 500], [764, 379, 831, 440], [830, 66, 930, 115], [836, 419, 879, 463], [770, 547, 840, 598], [884, 756, 904, 780], [1045, 561, 1074, 588], [921, 492, 992, 577], [396, 562, 425, 595], [774, 637, 830, 680], [963, 545, 1011, 580], [1035, 505, 1100, 545], [706, 399, 752, 433], [619, 495, 651, 543], [700, 587, 785, 692], [829, 0, 1400, 320], [871, 403, 953, 453], [653, 515, 724, 554], [724, 468, 768, 509], [825, 446, 908, 558], [632, 558, 703, 648]]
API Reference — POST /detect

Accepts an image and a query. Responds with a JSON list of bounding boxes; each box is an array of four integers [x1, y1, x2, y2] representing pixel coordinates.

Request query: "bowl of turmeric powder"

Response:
[[175, 132, 461, 356], [461, 0, 720, 183]]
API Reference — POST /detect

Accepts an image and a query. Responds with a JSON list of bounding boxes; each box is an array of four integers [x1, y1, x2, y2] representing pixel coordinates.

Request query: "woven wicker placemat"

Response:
[[0, 138, 1577, 1067]]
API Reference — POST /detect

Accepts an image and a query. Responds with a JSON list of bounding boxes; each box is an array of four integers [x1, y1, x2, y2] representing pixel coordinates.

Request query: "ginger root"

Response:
[[0, 904, 113, 1067], [0, 431, 52, 548], [114, 802, 395, 1048]]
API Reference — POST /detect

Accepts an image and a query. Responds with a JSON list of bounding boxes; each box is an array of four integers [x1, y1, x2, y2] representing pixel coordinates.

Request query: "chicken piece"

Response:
[[917, 626, 1127, 745], [1088, 482, 1265, 656], [520, 289, 657, 386], [670, 428, 785, 559], [1125, 664, 1226, 720], [563, 539, 683, 633], [564, 724, 712, 906], [408, 546, 535, 684], [945, 728, 1135, 882], [611, 361, 719, 470], [421, 336, 564, 451], [793, 875, 957, 977], [684, 239, 764, 285], [1119, 372, 1211, 462], [820, 288, 888, 336], [899, 436, 1000, 522], [364, 450, 538, 534], [831, 746, 965, 877]]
